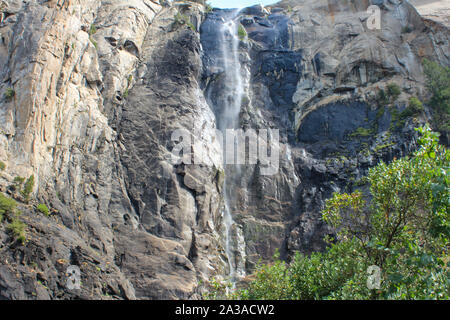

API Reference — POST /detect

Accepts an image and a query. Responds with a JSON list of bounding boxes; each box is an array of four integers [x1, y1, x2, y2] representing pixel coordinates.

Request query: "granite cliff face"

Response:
[[0, 0, 448, 299]]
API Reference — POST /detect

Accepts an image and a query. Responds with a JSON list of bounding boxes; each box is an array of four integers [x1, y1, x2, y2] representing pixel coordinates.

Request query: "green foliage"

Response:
[[423, 59, 450, 133], [174, 13, 196, 32], [0, 161, 5, 171], [400, 96, 424, 119], [240, 252, 293, 300], [211, 125, 449, 300], [90, 37, 98, 49], [205, 2, 213, 13], [377, 83, 402, 107], [89, 24, 97, 36], [4, 88, 15, 100], [290, 239, 371, 300], [123, 74, 133, 98], [37, 203, 49, 217], [0, 193, 17, 220], [238, 24, 247, 41], [349, 127, 374, 138], [21, 175, 34, 202], [202, 277, 235, 300], [7, 218, 26, 244], [374, 142, 395, 153], [13, 176, 25, 184], [377, 89, 389, 106], [387, 83, 401, 102]]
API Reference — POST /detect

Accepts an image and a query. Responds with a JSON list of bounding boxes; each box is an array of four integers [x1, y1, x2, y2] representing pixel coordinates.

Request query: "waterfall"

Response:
[[215, 9, 245, 285]]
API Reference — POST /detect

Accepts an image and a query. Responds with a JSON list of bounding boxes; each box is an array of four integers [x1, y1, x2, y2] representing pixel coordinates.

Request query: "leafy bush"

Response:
[[21, 175, 34, 202], [4, 88, 14, 100], [377, 83, 402, 107], [238, 24, 247, 41], [240, 252, 293, 300], [387, 83, 401, 102], [174, 13, 196, 31], [14, 176, 25, 184], [37, 203, 49, 217], [377, 89, 389, 106], [7, 218, 26, 244], [400, 96, 424, 119], [205, 2, 213, 13], [0, 193, 17, 220], [349, 127, 374, 138], [0, 161, 5, 171], [89, 24, 97, 35], [423, 59, 450, 132]]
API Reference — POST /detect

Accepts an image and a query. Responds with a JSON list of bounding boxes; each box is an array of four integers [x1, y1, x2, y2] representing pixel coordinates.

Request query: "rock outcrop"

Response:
[[0, 0, 448, 299]]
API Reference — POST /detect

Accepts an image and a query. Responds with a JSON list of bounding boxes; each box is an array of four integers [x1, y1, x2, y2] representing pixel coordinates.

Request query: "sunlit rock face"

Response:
[[0, 0, 448, 299]]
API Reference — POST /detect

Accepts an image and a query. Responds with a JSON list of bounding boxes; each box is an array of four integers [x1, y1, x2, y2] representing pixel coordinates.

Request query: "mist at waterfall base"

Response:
[[209, 0, 277, 9]]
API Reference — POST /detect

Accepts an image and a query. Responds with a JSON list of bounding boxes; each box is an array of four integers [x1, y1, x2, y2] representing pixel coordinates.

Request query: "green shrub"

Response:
[[205, 2, 213, 13], [37, 204, 49, 217], [21, 175, 35, 202], [423, 59, 450, 132], [378, 83, 401, 107], [4, 88, 14, 100], [0, 193, 17, 219], [400, 96, 424, 119], [13, 176, 25, 184], [387, 83, 401, 102], [349, 127, 373, 138], [238, 24, 247, 41], [7, 218, 26, 244], [174, 13, 195, 31], [377, 89, 389, 106], [0, 161, 5, 171], [89, 24, 97, 35]]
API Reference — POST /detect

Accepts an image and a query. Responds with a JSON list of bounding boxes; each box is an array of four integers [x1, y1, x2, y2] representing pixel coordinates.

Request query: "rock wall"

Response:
[[0, 0, 448, 299]]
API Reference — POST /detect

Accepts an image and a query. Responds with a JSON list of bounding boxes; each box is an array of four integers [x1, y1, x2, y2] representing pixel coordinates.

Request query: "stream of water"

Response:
[[216, 9, 245, 285]]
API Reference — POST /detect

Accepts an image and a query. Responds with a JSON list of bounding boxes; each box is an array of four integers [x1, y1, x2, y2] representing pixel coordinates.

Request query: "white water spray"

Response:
[[216, 10, 246, 285]]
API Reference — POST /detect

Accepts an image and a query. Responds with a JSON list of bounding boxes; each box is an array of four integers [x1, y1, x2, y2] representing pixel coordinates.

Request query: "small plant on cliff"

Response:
[[387, 83, 401, 102], [174, 13, 196, 32], [37, 203, 49, 217], [377, 83, 401, 107], [423, 58, 450, 133], [0, 193, 17, 222], [349, 127, 374, 139], [21, 175, 34, 202], [238, 24, 247, 41], [7, 218, 26, 244], [89, 24, 97, 36], [4, 88, 14, 100], [205, 2, 213, 13], [0, 161, 5, 171], [400, 96, 424, 119]]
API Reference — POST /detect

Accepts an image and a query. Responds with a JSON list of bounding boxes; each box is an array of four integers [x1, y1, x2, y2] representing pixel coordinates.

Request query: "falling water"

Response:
[[216, 9, 245, 285]]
